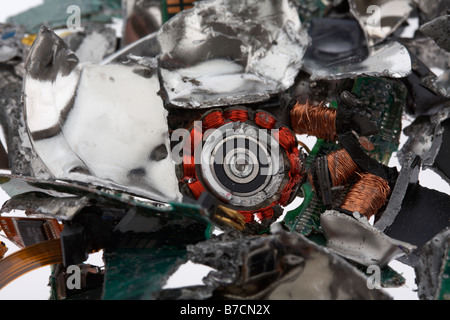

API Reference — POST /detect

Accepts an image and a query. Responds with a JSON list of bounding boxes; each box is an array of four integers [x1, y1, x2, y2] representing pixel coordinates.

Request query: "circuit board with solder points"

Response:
[[283, 77, 407, 236]]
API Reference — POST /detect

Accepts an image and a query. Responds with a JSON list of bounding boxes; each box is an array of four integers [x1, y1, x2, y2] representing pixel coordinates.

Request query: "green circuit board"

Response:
[[283, 77, 407, 236]]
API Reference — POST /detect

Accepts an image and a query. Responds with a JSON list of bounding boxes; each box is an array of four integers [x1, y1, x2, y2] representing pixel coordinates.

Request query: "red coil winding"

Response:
[[255, 111, 277, 129], [203, 111, 225, 129], [224, 109, 249, 122], [181, 109, 305, 226]]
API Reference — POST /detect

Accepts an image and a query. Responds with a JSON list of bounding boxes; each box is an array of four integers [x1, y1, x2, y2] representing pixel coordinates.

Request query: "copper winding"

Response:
[[224, 109, 249, 122], [340, 173, 391, 220], [255, 111, 277, 129], [187, 180, 205, 199], [275, 128, 305, 206], [181, 110, 305, 225], [256, 206, 274, 221], [203, 110, 225, 129], [0, 241, 7, 259], [275, 127, 297, 152], [327, 149, 359, 187], [237, 210, 255, 224], [290, 101, 337, 141], [239, 206, 274, 224]]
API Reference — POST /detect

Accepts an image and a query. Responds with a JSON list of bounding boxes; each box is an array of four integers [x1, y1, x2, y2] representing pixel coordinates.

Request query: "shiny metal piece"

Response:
[[157, 0, 310, 108], [122, 0, 162, 47], [101, 31, 160, 64], [433, 69, 450, 98], [321, 210, 416, 267], [348, 0, 414, 47], [420, 15, 450, 52], [303, 41, 412, 81], [177, 224, 392, 300], [200, 122, 285, 208], [415, 0, 450, 21], [415, 228, 450, 300], [63, 25, 117, 63], [23, 27, 181, 203]]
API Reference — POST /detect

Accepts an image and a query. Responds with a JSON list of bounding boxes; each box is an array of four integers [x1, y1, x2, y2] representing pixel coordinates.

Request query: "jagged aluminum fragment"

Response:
[[157, 0, 310, 108], [303, 41, 411, 81], [63, 25, 117, 63], [420, 15, 450, 52], [415, 228, 450, 300], [348, 0, 413, 47], [166, 225, 392, 300], [321, 210, 416, 267], [23, 27, 181, 203]]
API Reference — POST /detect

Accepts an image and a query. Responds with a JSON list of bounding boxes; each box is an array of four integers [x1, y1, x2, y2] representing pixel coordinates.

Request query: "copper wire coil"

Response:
[[239, 206, 275, 224], [290, 101, 337, 141], [238, 210, 255, 224], [182, 155, 196, 178], [184, 123, 203, 151], [224, 108, 249, 122], [203, 110, 225, 129], [255, 206, 274, 221], [255, 111, 277, 129], [275, 127, 297, 152], [327, 149, 359, 187], [279, 179, 298, 206], [187, 180, 206, 199], [340, 173, 391, 220]]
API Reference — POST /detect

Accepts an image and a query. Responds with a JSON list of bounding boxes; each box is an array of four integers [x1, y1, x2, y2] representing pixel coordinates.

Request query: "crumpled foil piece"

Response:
[[415, 228, 450, 300], [157, 0, 310, 108], [420, 15, 450, 52], [414, 0, 450, 21], [158, 225, 391, 300], [303, 40, 411, 81], [62, 24, 117, 63], [23, 26, 181, 203], [321, 210, 416, 267], [348, 0, 414, 47]]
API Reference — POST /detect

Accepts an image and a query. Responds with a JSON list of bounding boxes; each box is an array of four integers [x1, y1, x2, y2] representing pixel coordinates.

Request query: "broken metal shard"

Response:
[[157, 0, 310, 108], [2, 0, 450, 301], [303, 40, 412, 81], [348, 0, 414, 47], [62, 25, 117, 64], [23, 27, 181, 203], [420, 15, 450, 53], [162, 225, 391, 300], [320, 210, 415, 268], [415, 228, 450, 300]]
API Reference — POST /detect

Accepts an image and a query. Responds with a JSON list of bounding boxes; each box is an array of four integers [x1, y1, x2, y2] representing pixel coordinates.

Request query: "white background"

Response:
[[1, 0, 449, 300]]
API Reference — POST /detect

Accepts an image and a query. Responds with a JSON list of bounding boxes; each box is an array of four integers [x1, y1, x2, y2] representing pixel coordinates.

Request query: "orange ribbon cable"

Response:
[[0, 239, 63, 290]]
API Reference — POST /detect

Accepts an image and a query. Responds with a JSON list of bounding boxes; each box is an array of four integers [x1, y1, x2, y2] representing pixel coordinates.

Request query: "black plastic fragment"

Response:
[[401, 50, 449, 116], [384, 182, 450, 258], [431, 117, 450, 183]]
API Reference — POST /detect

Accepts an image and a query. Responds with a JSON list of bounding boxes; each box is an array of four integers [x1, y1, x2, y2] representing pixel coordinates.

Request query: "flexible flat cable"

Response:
[[0, 239, 62, 290]]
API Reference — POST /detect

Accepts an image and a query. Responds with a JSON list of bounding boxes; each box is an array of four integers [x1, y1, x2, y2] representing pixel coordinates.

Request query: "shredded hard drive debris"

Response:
[[0, 0, 449, 301]]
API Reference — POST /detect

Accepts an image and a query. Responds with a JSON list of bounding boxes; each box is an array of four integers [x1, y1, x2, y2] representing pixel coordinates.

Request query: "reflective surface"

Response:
[[24, 27, 181, 202], [348, 0, 414, 47], [157, 0, 310, 108]]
